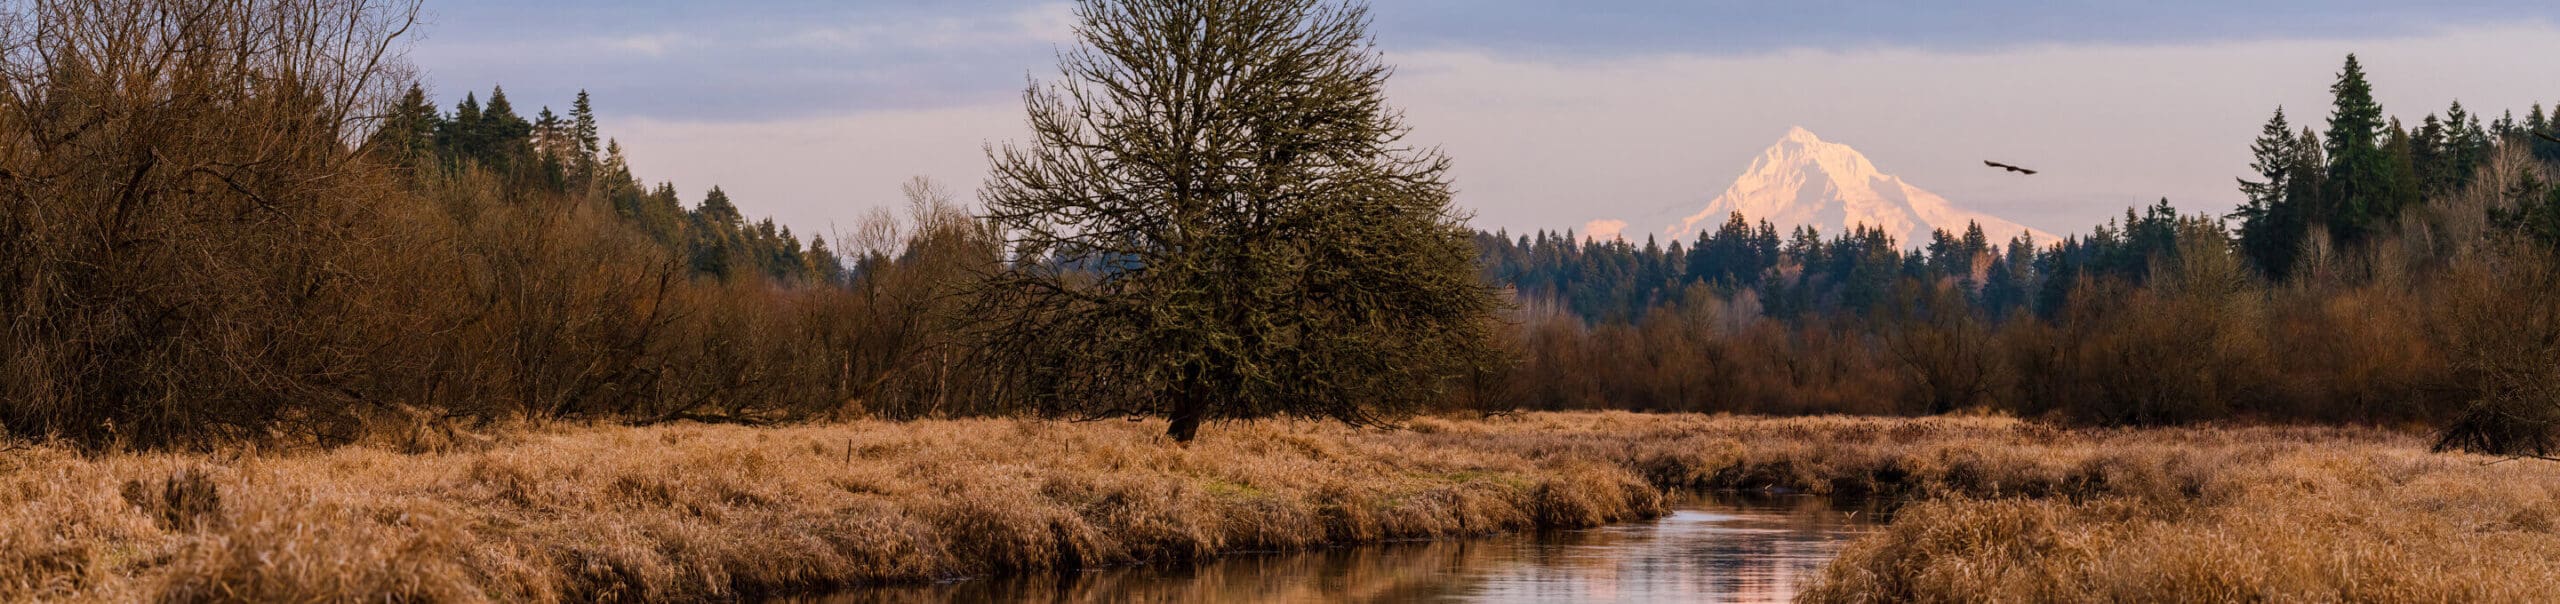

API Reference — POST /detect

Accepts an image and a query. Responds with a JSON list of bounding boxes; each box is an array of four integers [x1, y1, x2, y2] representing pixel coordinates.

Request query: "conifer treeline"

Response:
[[1483, 56, 2560, 327], [372, 84, 847, 284], [1471, 56, 2560, 450]]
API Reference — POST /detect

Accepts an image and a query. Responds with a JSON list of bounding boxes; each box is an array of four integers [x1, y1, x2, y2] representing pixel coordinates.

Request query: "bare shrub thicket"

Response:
[[0, 0, 427, 447], [376, 163, 999, 430], [0, 0, 1000, 448], [2431, 242, 2560, 456]]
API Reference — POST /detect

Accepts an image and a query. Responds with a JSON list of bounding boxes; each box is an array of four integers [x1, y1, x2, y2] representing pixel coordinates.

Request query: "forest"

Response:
[[11, 0, 2560, 601], [6, 0, 2560, 459], [1478, 56, 2560, 455]]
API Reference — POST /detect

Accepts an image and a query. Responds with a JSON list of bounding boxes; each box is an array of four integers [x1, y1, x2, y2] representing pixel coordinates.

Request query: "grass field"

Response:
[[1, 413, 2549, 601], [0, 417, 1664, 602]]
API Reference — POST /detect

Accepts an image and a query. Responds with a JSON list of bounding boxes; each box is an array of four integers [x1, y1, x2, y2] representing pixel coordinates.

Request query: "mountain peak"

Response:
[[1667, 129, 2054, 246]]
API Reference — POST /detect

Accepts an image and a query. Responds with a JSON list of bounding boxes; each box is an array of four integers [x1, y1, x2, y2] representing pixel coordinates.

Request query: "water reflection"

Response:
[[814, 494, 1881, 604]]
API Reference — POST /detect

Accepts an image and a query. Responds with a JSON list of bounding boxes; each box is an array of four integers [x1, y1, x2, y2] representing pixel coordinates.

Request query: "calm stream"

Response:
[[815, 494, 1886, 603]]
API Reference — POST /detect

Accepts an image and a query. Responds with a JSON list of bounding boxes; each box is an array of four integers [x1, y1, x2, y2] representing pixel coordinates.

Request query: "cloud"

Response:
[[777, 2, 1075, 51], [1007, 3, 1079, 43], [1367, 0, 2560, 60], [412, 2, 1073, 120], [1581, 219, 1630, 242], [598, 33, 697, 57], [434, 8, 2560, 246]]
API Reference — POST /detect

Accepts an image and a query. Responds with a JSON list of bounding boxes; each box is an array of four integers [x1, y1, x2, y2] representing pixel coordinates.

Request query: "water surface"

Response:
[[820, 494, 1883, 603]]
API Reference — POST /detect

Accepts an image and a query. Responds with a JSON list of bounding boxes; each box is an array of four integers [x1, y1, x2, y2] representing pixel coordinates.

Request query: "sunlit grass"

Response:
[[2, 412, 2541, 601], [0, 416, 1661, 601]]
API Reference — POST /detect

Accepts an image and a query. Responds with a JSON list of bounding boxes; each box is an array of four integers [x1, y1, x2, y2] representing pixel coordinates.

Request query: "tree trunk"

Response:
[[1166, 389, 1208, 443]]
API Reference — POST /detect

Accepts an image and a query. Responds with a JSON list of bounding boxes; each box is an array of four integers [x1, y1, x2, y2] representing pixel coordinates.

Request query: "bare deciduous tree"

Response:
[[975, 0, 1500, 442], [0, 0, 421, 447]]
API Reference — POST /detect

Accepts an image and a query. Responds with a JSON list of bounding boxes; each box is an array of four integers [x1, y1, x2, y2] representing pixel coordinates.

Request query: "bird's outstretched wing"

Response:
[[2537, 131, 2560, 145], [1985, 161, 2038, 175]]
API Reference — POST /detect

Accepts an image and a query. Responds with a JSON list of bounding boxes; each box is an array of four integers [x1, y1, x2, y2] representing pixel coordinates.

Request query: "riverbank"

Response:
[[4, 413, 2546, 601], [1797, 424, 2560, 602], [1425, 414, 2560, 600], [1450, 415, 2560, 601], [0, 416, 1668, 602]]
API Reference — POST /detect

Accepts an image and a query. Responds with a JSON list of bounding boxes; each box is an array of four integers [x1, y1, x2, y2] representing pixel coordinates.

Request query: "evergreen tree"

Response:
[[439, 92, 481, 154], [477, 86, 534, 163], [2383, 118, 2422, 210], [689, 186, 743, 276], [2234, 110, 2307, 278], [1957, 221, 1992, 287], [2445, 101, 2490, 186], [367, 83, 441, 162], [534, 107, 563, 156], [2532, 103, 2560, 163], [2290, 127, 2327, 202], [2319, 54, 2401, 240], [2412, 113, 2449, 195], [572, 90, 601, 181], [530, 106, 569, 188], [1925, 229, 1960, 276], [805, 236, 846, 282], [697, 185, 741, 226], [1688, 212, 1765, 287], [1981, 234, 2039, 318]]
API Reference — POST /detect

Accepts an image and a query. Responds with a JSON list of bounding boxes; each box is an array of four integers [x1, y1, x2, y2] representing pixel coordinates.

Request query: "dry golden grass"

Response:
[[7, 412, 2546, 602], [1788, 419, 2560, 602], [0, 416, 1667, 602], [1408, 413, 2560, 602]]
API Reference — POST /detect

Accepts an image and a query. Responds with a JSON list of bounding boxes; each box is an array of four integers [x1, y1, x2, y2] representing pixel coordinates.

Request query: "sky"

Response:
[[408, 1, 2560, 243]]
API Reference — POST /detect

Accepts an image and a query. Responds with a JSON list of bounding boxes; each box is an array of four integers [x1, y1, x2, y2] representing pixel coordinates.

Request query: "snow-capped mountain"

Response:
[[1666, 127, 2054, 246]]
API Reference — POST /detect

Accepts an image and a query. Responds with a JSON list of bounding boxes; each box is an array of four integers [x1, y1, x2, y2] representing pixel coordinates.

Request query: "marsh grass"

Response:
[[1784, 419, 2560, 602], [3, 412, 2541, 602], [1411, 413, 2560, 601], [0, 416, 1665, 602]]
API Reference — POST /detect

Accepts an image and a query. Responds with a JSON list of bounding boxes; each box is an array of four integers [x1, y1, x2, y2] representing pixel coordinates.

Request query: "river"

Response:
[[813, 493, 1886, 603]]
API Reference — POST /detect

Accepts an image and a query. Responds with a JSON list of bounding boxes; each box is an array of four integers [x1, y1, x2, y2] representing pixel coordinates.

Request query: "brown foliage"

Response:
[[2430, 242, 2560, 456], [0, 0, 1002, 448], [1483, 206, 2553, 435], [1490, 290, 1905, 416], [0, 0, 426, 447]]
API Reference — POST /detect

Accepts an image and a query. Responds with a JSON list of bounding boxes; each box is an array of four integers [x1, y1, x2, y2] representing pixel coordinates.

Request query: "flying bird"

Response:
[[1984, 161, 2038, 175]]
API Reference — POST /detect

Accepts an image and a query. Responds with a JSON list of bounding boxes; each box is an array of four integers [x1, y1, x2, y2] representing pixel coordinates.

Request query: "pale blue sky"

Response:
[[408, 1, 2560, 240]]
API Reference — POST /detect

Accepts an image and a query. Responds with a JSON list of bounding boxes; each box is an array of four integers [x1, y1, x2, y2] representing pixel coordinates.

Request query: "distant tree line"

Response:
[[12, 0, 2560, 455], [1471, 55, 2560, 457], [371, 85, 845, 284], [1479, 204, 2181, 326], [0, 0, 1002, 449]]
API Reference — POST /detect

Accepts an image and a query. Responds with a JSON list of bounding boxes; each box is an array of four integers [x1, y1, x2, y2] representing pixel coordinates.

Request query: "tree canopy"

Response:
[[976, 0, 1500, 442]]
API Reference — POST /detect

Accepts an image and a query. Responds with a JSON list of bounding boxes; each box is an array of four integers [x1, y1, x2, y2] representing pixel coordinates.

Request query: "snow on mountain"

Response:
[[1666, 127, 2055, 246]]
